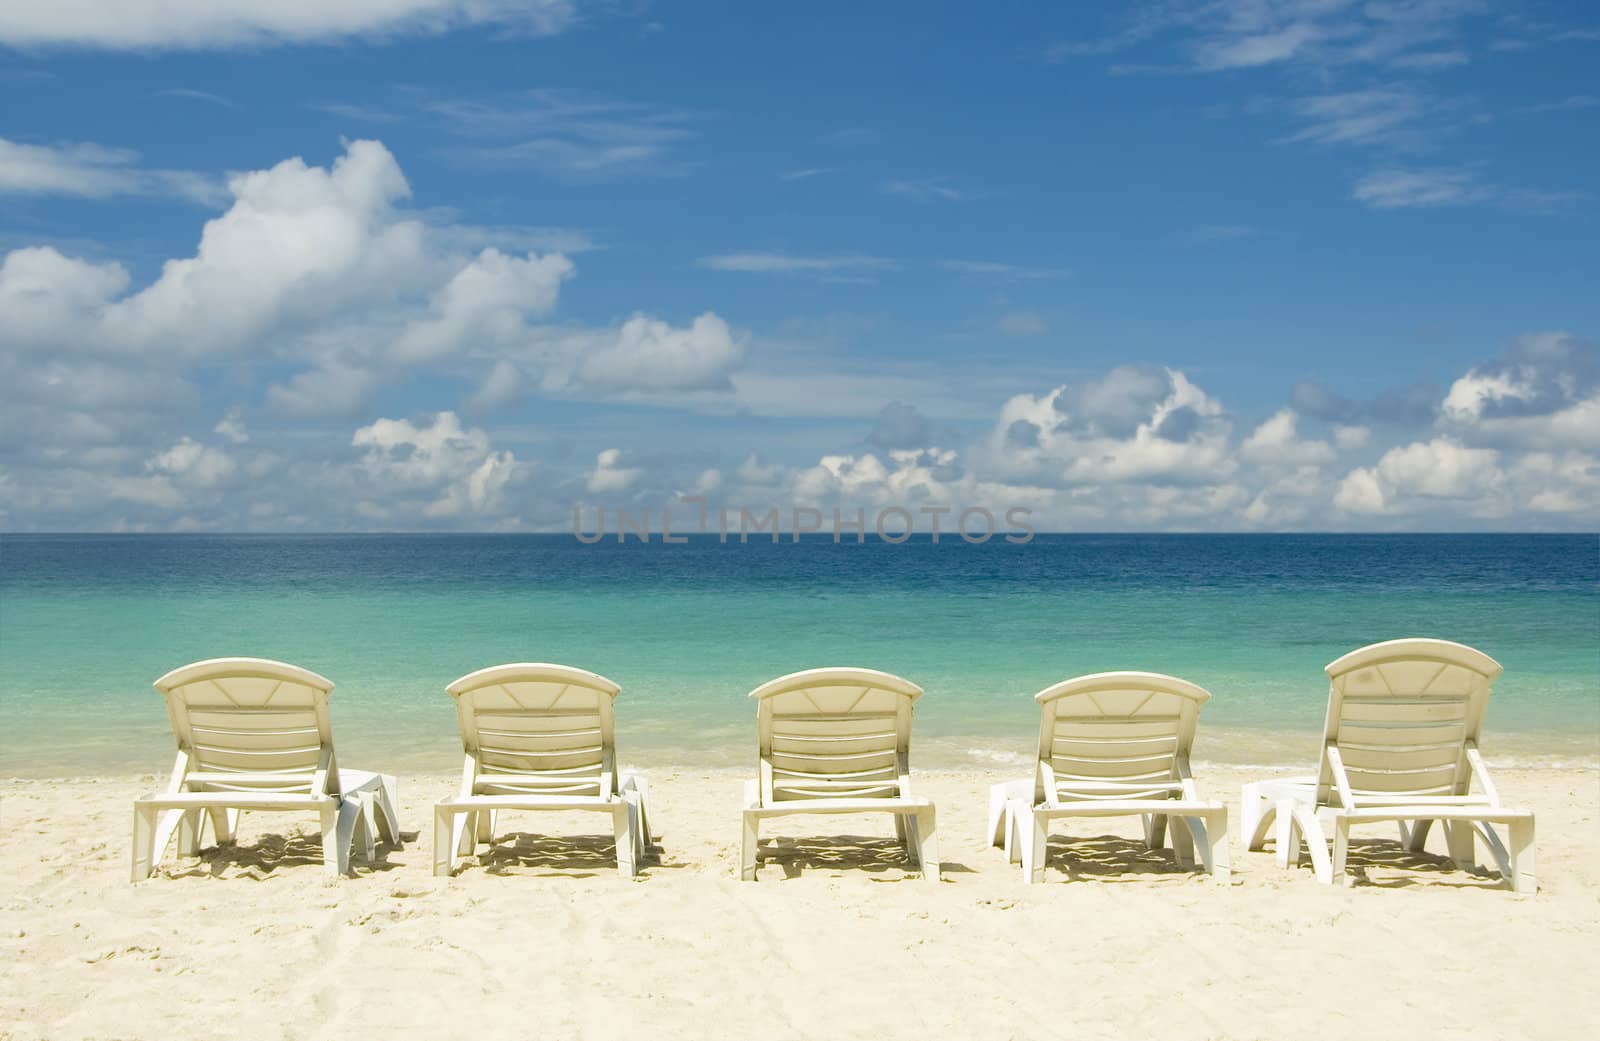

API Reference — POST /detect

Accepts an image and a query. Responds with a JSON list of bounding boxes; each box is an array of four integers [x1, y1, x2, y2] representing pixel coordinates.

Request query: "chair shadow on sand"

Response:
[[1326, 836, 1510, 890], [475, 831, 673, 878], [163, 831, 406, 880], [1038, 834, 1216, 882], [750, 834, 972, 881]]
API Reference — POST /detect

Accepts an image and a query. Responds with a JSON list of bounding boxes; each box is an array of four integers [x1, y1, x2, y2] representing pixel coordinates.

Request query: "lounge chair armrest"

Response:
[[1465, 743, 1501, 806], [1325, 746, 1356, 809], [1176, 755, 1202, 801]]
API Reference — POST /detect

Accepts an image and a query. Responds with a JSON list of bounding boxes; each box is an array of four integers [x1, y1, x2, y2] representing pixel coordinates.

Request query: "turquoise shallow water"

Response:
[[2, 534, 1596, 774]]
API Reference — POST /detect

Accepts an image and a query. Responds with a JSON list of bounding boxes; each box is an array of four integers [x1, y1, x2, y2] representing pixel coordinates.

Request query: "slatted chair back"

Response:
[[154, 657, 342, 797], [447, 663, 622, 799], [750, 668, 923, 804], [1032, 671, 1212, 806], [1318, 638, 1502, 808]]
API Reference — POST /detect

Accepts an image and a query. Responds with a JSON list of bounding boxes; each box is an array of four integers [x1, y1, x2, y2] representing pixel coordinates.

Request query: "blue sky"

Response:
[[1, 1, 1597, 531]]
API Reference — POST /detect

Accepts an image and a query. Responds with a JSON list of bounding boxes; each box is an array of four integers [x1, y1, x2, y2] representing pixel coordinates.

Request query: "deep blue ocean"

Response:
[[2, 533, 1596, 774]]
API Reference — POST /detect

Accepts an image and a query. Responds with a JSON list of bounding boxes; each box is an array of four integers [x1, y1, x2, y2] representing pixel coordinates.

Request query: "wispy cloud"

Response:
[[1057, 1, 1493, 75], [0, 1, 577, 50], [417, 213, 599, 255], [1353, 167, 1493, 209], [311, 101, 407, 124], [1389, 49, 1470, 70], [697, 252, 895, 275], [1284, 87, 1435, 148], [0, 137, 222, 205], [883, 178, 966, 202], [1195, 22, 1324, 71], [431, 89, 699, 179], [940, 259, 1072, 280], [997, 311, 1048, 336], [779, 167, 834, 181], [1352, 166, 1584, 214], [1508, 94, 1600, 116], [156, 88, 236, 108]]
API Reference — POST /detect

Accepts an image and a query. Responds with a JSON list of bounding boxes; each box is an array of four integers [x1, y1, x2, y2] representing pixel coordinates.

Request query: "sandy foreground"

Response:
[[2, 767, 1597, 1041]]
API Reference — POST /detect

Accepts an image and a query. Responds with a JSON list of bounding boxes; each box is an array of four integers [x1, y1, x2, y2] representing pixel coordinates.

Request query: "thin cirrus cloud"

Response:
[[1050, 3, 1588, 215], [1353, 167, 1585, 214], [779, 167, 834, 181], [0, 137, 223, 204], [939, 259, 1072, 280], [425, 90, 700, 179], [882, 178, 966, 202], [0, 1, 576, 49], [1056, 1, 1492, 75], [155, 88, 237, 108], [312, 89, 702, 180], [1282, 87, 1437, 148], [697, 252, 896, 275]]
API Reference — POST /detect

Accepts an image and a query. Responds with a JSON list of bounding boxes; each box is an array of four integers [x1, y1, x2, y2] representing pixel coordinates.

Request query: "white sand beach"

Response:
[[3, 766, 1597, 1041]]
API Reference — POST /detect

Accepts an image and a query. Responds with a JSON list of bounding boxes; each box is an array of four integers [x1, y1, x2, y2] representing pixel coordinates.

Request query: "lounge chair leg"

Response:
[[1207, 811, 1231, 882], [207, 807, 236, 846], [377, 776, 401, 846], [433, 804, 456, 876], [355, 794, 377, 864], [476, 809, 495, 845], [1292, 805, 1332, 883], [454, 811, 476, 859], [1239, 782, 1264, 846], [900, 812, 920, 866], [176, 809, 202, 857], [987, 784, 1007, 848], [322, 800, 359, 878], [1024, 811, 1048, 884], [1508, 818, 1536, 894], [614, 803, 637, 877], [1275, 799, 1297, 869], [915, 807, 940, 883], [621, 787, 646, 859], [1445, 820, 1476, 871], [1331, 816, 1351, 885], [1169, 815, 1195, 870], [1005, 800, 1024, 864], [131, 803, 158, 882], [622, 772, 653, 847], [1144, 813, 1168, 851], [740, 812, 759, 881]]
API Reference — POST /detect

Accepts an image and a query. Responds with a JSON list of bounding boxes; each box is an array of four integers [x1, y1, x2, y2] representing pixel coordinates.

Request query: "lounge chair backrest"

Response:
[[153, 657, 341, 796], [447, 663, 621, 798], [1318, 638, 1502, 806], [1033, 671, 1211, 805], [750, 668, 923, 804]]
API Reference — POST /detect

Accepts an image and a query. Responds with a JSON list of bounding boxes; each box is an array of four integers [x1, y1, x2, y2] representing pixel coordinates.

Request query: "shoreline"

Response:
[[6, 723, 1597, 778]]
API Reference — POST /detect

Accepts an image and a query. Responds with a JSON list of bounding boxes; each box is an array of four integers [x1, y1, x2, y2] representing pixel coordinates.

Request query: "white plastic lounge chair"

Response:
[[740, 667, 938, 883], [132, 658, 401, 882], [990, 672, 1229, 884], [432, 663, 651, 878], [1241, 638, 1535, 892]]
